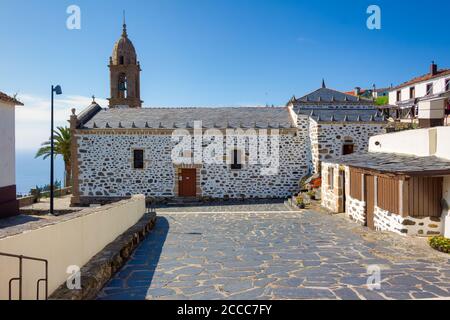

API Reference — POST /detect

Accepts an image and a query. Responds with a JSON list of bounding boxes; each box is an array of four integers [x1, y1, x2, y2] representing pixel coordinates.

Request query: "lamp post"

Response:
[[50, 85, 62, 215]]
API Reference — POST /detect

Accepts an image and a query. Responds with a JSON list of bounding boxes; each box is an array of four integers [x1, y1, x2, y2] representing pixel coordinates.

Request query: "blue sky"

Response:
[[1, 0, 450, 150]]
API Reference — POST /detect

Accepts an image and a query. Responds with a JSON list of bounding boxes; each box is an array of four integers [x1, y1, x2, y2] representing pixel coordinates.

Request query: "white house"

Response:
[[0, 91, 23, 218], [321, 126, 450, 238], [388, 62, 450, 127]]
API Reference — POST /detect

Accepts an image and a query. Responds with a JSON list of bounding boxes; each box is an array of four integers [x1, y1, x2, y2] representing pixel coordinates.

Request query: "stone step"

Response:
[[165, 197, 203, 207]]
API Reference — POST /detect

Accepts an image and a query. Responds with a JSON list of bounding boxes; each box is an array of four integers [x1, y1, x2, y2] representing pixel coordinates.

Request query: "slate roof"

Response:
[[291, 87, 375, 105], [0, 91, 23, 106], [79, 106, 296, 129], [326, 152, 450, 176], [297, 109, 386, 123]]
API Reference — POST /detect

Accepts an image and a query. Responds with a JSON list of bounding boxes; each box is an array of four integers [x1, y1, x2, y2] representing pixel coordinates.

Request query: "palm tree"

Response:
[[35, 126, 72, 188]]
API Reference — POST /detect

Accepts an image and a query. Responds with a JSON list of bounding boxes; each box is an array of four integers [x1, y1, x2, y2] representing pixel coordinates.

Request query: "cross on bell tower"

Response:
[[108, 12, 142, 108]]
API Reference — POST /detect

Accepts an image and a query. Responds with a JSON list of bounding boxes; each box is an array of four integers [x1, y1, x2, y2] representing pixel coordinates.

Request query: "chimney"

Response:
[[354, 87, 361, 96], [430, 61, 438, 76]]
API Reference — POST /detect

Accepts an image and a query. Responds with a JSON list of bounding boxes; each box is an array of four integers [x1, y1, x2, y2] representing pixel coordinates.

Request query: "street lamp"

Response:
[[50, 85, 62, 215]]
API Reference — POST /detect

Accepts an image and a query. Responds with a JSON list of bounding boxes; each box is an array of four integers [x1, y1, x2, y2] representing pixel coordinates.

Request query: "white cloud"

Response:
[[15, 94, 108, 151]]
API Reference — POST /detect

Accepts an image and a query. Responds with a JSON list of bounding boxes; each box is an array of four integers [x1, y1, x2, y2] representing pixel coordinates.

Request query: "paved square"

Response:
[[97, 202, 450, 300]]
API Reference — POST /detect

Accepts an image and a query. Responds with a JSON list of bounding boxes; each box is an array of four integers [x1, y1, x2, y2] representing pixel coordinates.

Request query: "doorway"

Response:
[[179, 169, 197, 197]]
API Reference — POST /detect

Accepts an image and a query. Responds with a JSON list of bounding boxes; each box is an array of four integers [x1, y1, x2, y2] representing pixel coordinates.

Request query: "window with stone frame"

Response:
[[133, 149, 144, 169], [342, 137, 355, 155], [446, 79, 450, 92], [230, 149, 242, 170], [328, 167, 334, 190], [396, 90, 401, 102]]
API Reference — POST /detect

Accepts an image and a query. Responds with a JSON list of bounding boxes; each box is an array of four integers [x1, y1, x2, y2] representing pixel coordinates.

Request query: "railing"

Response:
[[0, 252, 48, 300]]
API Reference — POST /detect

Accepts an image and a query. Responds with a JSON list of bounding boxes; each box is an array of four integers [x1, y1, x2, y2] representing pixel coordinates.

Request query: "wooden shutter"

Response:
[[407, 177, 443, 217], [349, 168, 362, 200], [377, 176, 400, 215]]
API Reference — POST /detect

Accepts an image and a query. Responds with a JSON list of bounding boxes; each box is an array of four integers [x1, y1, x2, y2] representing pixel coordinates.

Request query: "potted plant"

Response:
[[296, 195, 306, 209], [307, 190, 316, 200]]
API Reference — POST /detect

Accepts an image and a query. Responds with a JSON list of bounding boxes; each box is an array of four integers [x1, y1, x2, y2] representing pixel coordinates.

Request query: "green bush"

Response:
[[296, 195, 305, 209], [375, 96, 388, 106], [429, 236, 450, 253]]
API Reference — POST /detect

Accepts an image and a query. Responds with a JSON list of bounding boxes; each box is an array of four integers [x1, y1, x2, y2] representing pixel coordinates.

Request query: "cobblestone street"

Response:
[[97, 202, 450, 300]]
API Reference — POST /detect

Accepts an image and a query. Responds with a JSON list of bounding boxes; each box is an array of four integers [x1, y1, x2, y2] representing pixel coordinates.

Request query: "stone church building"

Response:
[[70, 22, 386, 205]]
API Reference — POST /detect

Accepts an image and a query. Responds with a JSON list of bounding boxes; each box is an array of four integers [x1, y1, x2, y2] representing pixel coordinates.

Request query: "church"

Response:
[[70, 22, 386, 205]]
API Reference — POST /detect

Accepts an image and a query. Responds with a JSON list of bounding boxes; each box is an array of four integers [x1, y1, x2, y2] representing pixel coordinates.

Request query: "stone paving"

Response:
[[97, 202, 450, 300]]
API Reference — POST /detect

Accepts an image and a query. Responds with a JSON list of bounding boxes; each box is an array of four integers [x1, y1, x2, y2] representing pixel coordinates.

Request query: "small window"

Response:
[[426, 83, 433, 95], [342, 137, 355, 155], [119, 56, 124, 65], [409, 86, 415, 99], [446, 79, 450, 92], [343, 144, 354, 155], [396, 90, 401, 102], [230, 149, 242, 170], [133, 149, 144, 169], [328, 167, 334, 190]]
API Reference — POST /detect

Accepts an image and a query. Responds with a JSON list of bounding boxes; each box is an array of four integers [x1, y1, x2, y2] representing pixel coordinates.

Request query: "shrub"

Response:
[[429, 236, 450, 254], [296, 195, 305, 209]]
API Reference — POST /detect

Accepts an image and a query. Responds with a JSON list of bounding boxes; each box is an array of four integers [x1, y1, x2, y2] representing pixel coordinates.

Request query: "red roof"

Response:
[[392, 69, 450, 90], [0, 91, 24, 106], [344, 89, 368, 96]]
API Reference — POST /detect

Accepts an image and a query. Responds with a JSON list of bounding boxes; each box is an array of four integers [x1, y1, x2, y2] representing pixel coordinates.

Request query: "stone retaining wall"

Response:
[[50, 212, 157, 300]]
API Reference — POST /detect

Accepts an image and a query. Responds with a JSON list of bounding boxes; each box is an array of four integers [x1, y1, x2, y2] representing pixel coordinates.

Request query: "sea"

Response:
[[15, 150, 65, 196]]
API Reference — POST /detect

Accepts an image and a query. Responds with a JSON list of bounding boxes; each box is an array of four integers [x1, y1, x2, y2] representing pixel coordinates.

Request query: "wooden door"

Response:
[[179, 169, 197, 197], [364, 175, 375, 230]]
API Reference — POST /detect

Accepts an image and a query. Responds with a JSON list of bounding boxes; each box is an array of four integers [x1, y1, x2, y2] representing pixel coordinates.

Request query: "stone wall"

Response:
[[321, 162, 341, 212], [309, 119, 385, 173], [75, 129, 311, 202], [346, 195, 366, 226], [374, 206, 442, 237]]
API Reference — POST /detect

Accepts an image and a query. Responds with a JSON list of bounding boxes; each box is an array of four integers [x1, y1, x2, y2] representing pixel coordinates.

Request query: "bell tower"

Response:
[[108, 15, 142, 108]]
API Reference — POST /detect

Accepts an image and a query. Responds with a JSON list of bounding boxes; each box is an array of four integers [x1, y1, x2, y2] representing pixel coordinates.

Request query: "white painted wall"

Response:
[[435, 126, 450, 160], [0, 101, 15, 188], [369, 126, 450, 160], [389, 74, 450, 105], [0, 195, 146, 300], [368, 128, 433, 156], [418, 98, 446, 120]]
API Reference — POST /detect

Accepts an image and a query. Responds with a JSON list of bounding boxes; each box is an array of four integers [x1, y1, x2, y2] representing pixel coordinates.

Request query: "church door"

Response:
[[179, 169, 197, 197]]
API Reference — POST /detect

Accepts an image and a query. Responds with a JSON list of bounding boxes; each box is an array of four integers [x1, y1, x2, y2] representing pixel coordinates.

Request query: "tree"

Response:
[[35, 126, 72, 188], [375, 96, 389, 106]]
